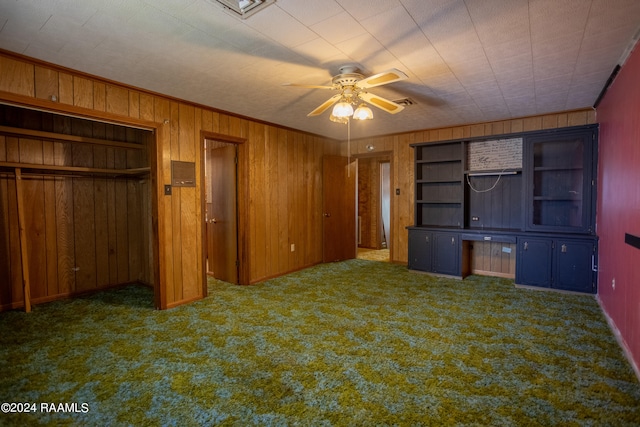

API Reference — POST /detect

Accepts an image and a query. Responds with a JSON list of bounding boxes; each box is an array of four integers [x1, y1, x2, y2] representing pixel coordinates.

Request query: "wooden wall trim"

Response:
[[202, 131, 245, 145], [0, 90, 158, 130], [249, 261, 322, 285], [346, 108, 597, 142], [153, 125, 166, 310]]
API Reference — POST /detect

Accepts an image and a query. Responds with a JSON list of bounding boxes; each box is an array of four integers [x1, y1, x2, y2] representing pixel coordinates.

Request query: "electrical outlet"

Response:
[[291, 244, 295, 252]]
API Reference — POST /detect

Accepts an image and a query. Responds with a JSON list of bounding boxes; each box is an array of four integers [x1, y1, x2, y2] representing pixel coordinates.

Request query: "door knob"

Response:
[[210, 218, 217, 224], [323, 213, 331, 217]]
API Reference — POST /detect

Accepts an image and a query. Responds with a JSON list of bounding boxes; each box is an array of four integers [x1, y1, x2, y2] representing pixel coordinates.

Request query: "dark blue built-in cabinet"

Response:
[[408, 125, 598, 293]]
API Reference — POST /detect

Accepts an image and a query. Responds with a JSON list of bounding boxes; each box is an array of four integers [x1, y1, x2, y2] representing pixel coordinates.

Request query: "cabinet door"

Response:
[[555, 239, 596, 293], [525, 129, 595, 233], [516, 238, 552, 287], [433, 232, 460, 276], [408, 230, 432, 272]]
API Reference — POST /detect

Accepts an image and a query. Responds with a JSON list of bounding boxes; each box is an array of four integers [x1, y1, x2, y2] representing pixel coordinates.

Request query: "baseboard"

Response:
[[408, 269, 461, 280], [514, 283, 594, 296], [596, 295, 640, 383], [472, 269, 515, 279], [249, 261, 322, 285]]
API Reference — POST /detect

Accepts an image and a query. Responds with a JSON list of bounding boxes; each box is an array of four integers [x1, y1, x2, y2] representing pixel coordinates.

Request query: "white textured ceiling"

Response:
[[1, 0, 639, 140]]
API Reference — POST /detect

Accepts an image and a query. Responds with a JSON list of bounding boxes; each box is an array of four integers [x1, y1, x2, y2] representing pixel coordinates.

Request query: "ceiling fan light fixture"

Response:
[[353, 103, 373, 120], [329, 114, 349, 124], [332, 100, 354, 118]]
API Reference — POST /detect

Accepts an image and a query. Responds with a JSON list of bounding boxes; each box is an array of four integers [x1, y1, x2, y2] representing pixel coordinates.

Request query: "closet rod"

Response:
[[0, 161, 150, 176], [0, 172, 85, 179]]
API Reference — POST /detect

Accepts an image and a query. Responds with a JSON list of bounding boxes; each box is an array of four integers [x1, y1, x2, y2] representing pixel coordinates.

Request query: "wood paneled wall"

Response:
[[0, 50, 340, 309], [345, 109, 597, 266], [0, 108, 152, 309], [248, 126, 335, 283]]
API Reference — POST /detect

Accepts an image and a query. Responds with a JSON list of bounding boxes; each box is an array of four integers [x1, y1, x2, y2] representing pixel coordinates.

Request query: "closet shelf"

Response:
[[0, 125, 145, 150], [0, 161, 150, 177]]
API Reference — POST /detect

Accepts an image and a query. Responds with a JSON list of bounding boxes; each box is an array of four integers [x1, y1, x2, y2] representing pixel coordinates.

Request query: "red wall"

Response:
[[596, 43, 640, 373]]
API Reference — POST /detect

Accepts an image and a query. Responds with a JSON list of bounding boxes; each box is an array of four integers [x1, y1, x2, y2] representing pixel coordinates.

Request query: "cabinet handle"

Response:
[[561, 244, 567, 253], [425, 235, 429, 243], [451, 237, 455, 245], [523, 242, 528, 251]]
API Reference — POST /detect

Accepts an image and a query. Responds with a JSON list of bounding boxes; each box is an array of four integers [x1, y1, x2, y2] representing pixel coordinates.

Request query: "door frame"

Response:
[[354, 151, 393, 259], [379, 160, 391, 249], [205, 142, 239, 283], [200, 131, 248, 294]]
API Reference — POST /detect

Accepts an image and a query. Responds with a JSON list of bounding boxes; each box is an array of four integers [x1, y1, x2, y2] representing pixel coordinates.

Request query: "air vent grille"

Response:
[[210, 0, 275, 19], [393, 98, 416, 106]]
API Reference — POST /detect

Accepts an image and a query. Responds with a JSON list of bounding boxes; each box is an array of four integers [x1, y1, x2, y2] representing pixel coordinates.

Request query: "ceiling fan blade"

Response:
[[358, 92, 405, 114], [282, 83, 335, 90], [307, 94, 342, 117], [356, 68, 408, 89]]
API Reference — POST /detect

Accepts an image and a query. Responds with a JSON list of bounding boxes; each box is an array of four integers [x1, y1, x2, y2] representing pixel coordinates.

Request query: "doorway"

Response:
[[356, 156, 391, 262], [204, 139, 238, 284], [380, 161, 391, 249]]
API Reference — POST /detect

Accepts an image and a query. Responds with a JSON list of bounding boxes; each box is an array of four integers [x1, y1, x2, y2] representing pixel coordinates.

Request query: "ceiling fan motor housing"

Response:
[[332, 73, 365, 88]]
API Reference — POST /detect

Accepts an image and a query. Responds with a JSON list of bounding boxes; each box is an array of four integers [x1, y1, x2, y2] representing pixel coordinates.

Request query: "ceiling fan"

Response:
[[284, 66, 409, 119]]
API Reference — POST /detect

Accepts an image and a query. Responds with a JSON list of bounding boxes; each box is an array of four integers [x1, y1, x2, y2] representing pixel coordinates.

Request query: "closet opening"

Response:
[[0, 104, 157, 312]]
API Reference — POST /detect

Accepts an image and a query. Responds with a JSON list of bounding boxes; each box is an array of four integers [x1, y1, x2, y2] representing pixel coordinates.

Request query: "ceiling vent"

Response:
[[393, 98, 416, 106], [210, 0, 275, 19]]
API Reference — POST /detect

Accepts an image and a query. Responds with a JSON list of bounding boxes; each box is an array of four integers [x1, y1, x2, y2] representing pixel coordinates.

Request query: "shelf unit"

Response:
[[414, 142, 464, 228], [408, 125, 598, 293]]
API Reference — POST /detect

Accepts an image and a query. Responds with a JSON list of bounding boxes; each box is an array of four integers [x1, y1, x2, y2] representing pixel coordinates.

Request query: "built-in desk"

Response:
[[407, 227, 598, 294]]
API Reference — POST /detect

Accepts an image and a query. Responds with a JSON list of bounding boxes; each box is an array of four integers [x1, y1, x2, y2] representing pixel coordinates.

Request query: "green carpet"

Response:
[[1, 259, 639, 426]]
